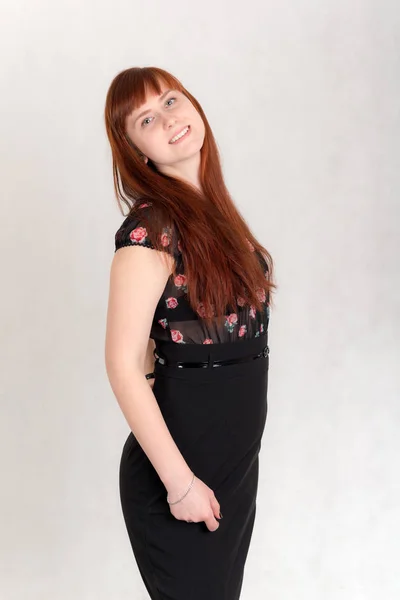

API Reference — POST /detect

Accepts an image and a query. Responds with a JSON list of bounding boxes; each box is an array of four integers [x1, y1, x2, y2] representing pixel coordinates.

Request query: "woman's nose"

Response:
[[164, 115, 177, 129]]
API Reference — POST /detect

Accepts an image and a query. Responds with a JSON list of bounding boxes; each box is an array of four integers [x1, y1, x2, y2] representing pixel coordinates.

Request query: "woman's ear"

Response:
[[125, 136, 148, 164], [137, 149, 148, 164]]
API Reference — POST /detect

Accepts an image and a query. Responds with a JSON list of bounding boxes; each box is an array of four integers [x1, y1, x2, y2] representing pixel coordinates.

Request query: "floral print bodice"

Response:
[[114, 202, 270, 344]]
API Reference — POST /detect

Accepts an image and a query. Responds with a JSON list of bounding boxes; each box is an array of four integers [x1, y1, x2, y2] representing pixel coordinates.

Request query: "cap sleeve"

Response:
[[114, 204, 181, 258], [114, 214, 156, 252]]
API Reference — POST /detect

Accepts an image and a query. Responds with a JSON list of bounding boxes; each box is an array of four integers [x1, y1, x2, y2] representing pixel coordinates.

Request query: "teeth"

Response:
[[170, 126, 189, 143]]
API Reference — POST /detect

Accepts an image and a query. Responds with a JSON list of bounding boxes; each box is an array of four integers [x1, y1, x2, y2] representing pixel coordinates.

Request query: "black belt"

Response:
[[154, 345, 269, 369]]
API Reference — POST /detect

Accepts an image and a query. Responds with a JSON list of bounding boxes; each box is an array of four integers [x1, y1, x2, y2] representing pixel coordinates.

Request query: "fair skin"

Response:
[[125, 85, 206, 192], [105, 87, 221, 531]]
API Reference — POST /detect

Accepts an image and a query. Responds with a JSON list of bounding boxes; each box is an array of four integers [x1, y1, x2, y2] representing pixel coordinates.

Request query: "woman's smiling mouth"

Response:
[[169, 125, 191, 144]]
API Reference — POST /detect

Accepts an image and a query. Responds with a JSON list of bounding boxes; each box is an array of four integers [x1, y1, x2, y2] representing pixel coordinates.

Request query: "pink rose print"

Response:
[[203, 338, 213, 344], [165, 297, 178, 309], [161, 228, 171, 247], [174, 274, 187, 290], [158, 318, 168, 329], [256, 287, 266, 303], [196, 302, 215, 318], [238, 325, 247, 337], [196, 303, 206, 318], [129, 226, 148, 244], [177, 240, 183, 253], [171, 329, 185, 343], [226, 313, 238, 325], [225, 313, 238, 333], [138, 202, 151, 208], [260, 323, 264, 333], [237, 296, 246, 307], [249, 305, 256, 319]]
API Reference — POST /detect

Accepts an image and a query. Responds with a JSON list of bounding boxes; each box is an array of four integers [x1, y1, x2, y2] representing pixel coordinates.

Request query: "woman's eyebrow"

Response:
[[133, 89, 173, 125]]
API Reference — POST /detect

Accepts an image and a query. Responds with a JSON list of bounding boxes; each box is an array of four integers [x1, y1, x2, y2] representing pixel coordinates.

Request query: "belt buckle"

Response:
[[262, 345, 269, 358]]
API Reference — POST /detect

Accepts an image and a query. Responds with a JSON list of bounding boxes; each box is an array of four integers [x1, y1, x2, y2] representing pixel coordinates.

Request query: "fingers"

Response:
[[205, 493, 221, 531], [204, 510, 220, 532], [169, 482, 222, 532], [210, 493, 221, 521]]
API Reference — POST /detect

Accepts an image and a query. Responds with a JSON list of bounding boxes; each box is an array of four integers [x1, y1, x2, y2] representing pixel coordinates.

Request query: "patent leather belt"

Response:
[[154, 345, 269, 369]]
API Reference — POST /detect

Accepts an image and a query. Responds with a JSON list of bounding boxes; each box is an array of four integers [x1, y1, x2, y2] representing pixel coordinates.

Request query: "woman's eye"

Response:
[[141, 98, 177, 126]]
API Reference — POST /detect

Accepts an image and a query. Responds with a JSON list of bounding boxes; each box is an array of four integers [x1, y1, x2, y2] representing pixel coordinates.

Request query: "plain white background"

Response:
[[1, 1, 399, 598]]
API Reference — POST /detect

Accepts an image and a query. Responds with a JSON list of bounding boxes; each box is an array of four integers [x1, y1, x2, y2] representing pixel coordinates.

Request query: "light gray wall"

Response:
[[1, 1, 399, 598]]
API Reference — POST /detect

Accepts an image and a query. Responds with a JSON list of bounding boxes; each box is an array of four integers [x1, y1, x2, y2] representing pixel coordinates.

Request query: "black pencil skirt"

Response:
[[119, 333, 269, 600]]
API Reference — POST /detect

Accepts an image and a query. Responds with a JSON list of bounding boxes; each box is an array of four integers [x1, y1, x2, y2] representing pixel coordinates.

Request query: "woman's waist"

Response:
[[154, 332, 268, 365]]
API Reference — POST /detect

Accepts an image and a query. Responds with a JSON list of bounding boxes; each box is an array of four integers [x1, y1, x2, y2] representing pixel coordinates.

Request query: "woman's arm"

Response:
[[105, 246, 192, 495]]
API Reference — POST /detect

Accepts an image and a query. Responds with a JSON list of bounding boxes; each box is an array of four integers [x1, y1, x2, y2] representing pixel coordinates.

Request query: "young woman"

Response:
[[104, 66, 276, 599]]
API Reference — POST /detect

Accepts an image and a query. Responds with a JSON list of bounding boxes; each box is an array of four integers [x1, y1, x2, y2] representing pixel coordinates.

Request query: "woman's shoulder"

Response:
[[114, 201, 182, 257], [114, 202, 155, 251]]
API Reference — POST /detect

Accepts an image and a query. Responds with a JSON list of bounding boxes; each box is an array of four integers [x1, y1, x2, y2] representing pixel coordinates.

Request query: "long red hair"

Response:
[[104, 66, 276, 328]]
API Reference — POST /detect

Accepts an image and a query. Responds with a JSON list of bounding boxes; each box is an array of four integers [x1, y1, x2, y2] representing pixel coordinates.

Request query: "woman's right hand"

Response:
[[168, 476, 221, 532]]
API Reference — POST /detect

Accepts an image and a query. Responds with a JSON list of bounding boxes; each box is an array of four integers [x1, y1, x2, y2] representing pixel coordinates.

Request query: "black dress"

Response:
[[115, 202, 270, 600]]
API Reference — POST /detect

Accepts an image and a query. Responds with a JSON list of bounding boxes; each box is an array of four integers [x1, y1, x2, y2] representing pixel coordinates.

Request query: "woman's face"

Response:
[[125, 86, 205, 171]]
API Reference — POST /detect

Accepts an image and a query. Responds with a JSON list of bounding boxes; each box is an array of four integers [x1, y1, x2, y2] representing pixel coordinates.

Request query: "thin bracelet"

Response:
[[167, 472, 196, 505]]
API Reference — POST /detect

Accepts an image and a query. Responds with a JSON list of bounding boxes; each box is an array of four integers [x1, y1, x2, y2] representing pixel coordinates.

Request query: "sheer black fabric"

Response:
[[114, 202, 270, 344]]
